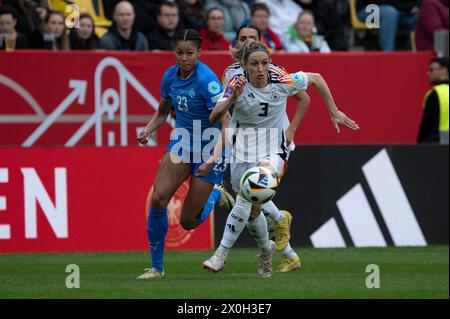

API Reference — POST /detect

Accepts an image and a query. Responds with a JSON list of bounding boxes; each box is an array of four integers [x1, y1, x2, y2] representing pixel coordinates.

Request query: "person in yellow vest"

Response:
[[418, 57, 449, 144]]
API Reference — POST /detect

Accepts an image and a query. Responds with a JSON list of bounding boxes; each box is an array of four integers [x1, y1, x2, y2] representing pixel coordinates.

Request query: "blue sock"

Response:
[[147, 208, 168, 272], [196, 188, 221, 226]]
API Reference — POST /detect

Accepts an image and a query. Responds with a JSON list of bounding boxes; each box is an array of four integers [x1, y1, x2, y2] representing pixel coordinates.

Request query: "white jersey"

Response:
[[222, 62, 292, 131], [219, 68, 308, 163]]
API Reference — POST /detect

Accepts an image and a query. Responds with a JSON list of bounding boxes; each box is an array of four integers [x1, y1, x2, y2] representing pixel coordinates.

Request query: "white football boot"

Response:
[[258, 251, 273, 278], [136, 268, 164, 279], [202, 250, 226, 272]]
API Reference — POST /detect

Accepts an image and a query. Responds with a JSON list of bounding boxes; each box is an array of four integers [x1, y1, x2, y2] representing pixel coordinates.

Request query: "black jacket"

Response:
[[1, 32, 28, 50], [69, 31, 101, 50], [100, 23, 149, 51], [147, 27, 177, 51]]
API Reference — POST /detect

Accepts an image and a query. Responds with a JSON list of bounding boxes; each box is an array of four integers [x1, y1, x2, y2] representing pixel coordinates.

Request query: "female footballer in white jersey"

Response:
[[203, 40, 359, 277], [221, 25, 311, 273]]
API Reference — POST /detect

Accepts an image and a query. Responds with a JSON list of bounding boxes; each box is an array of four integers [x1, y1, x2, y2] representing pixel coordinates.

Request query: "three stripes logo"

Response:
[[310, 149, 427, 248], [259, 175, 269, 187], [227, 224, 236, 232]]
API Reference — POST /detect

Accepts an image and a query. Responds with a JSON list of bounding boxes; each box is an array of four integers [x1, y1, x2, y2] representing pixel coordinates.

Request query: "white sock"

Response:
[[261, 200, 284, 224], [247, 213, 271, 254], [217, 195, 252, 259], [282, 243, 298, 260]]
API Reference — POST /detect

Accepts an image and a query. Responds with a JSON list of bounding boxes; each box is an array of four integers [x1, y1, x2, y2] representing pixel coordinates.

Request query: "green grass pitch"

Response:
[[0, 246, 448, 299]]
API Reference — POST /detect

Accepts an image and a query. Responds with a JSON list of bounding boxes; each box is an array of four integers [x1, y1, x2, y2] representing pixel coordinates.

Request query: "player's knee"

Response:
[[180, 217, 197, 230], [257, 161, 275, 174], [151, 191, 170, 209], [249, 209, 260, 220], [250, 205, 261, 219]]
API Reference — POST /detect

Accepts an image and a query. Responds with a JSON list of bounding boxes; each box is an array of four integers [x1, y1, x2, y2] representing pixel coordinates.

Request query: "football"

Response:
[[240, 166, 278, 204]]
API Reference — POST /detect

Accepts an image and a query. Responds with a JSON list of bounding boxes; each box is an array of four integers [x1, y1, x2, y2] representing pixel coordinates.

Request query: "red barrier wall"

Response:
[[0, 147, 214, 253], [0, 50, 434, 146]]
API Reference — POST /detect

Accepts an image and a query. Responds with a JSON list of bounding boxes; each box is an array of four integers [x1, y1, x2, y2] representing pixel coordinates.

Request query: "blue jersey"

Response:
[[161, 61, 223, 136], [162, 61, 225, 172]]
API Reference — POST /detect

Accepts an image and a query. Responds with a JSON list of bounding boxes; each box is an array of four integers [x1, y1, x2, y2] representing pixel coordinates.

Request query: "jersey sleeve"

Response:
[[273, 70, 309, 97], [290, 71, 309, 91], [201, 71, 224, 110], [221, 69, 229, 86], [222, 62, 240, 86]]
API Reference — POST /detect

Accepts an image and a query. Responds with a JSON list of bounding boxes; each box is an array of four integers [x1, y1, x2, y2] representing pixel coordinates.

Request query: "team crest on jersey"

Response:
[[291, 72, 302, 84], [208, 81, 221, 95], [271, 89, 280, 101], [188, 88, 196, 98]]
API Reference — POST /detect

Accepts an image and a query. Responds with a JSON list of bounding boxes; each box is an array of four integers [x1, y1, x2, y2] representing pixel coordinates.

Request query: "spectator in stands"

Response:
[[415, 0, 449, 51], [418, 57, 449, 144], [42, 10, 70, 50], [178, 0, 206, 30], [106, 0, 162, 35], [205, 0, 250, 41], [133, 0, 162, 34], [200, 7, 231, 50], [249, 2, 284, 53], [282, 10, 330, 52], [147, 1, 181, 50], [0, 5, 28, 49], [100, 0, 148, 51], [199, 7, 230, 50], [2, 0, 44, 48], [254, 0, 302, 40], [357, 0, 420, 51], [294, 0, 349, 50], [69, 13, 100, 50]]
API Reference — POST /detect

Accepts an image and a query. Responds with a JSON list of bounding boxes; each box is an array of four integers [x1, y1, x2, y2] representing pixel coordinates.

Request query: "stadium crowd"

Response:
[[0, 0, 447, 52]]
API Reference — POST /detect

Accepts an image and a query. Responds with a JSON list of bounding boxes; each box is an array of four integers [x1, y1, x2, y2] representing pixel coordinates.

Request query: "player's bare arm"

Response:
[[286, 90, 311, 145], [305, 72, 360, 133], [137, 99, 172, 145]]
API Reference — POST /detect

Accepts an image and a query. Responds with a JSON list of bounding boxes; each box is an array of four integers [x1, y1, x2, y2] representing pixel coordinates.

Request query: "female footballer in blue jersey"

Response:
[[136, 29, 232, 279]]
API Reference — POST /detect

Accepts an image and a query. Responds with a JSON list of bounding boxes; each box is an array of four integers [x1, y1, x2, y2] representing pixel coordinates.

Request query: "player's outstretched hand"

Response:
[[330, 110, 359, 133], [285, 126, 295, 146], [232, 76, 247, 99], [138, 129, 150, 145]]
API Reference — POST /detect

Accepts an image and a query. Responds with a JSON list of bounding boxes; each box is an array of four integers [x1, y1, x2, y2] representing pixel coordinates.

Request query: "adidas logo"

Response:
[[310, 149, 427, 248], [259, 176, 269, 187]]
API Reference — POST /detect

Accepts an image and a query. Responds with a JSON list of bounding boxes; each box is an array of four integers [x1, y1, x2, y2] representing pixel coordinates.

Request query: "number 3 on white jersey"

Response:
[[259, 102, 269, 117]]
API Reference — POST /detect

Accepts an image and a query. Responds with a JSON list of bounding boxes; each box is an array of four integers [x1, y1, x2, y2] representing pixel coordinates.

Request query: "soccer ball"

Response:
[[240, 166, 278, 204]]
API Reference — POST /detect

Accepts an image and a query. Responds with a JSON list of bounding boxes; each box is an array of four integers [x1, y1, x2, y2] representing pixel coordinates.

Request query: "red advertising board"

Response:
[[0, 50, 434, 147], [0, 147, 214, 253]]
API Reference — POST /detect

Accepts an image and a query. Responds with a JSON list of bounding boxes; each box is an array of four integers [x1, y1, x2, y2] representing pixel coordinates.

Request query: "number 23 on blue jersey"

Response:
[[176, 95, 188, 111]]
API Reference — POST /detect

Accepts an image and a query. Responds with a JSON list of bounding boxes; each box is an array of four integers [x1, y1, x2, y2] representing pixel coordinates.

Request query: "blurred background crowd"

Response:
[[0, 0, 448, 52]]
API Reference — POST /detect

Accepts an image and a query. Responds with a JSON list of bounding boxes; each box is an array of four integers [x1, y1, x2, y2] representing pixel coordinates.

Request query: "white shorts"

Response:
[[230, 154, 287, 192]]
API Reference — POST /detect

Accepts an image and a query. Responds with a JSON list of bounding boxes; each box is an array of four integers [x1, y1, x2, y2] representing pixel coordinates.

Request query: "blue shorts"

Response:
[[166, 140, 228, 185]]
